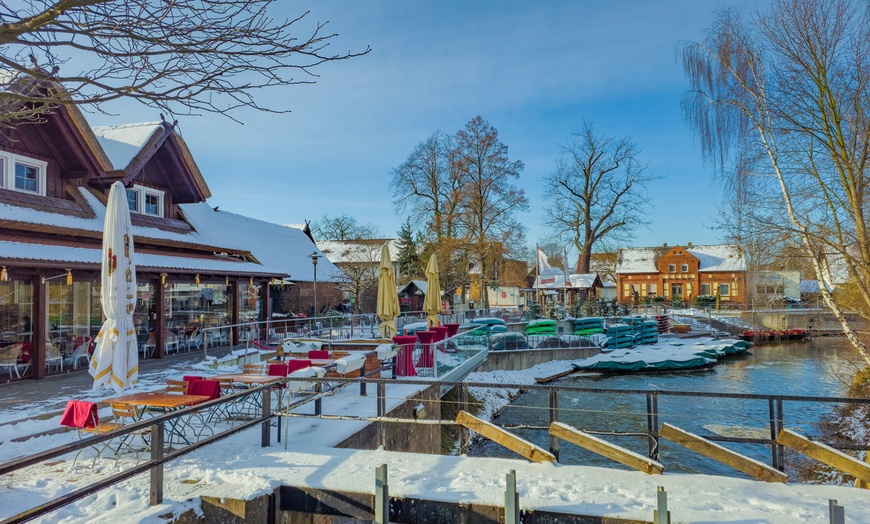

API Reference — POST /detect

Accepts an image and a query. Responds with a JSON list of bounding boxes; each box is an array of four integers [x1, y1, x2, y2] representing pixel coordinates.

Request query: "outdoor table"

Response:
[[444, 323, 460, 338], [105, 391, 210, 446], [211, 374, 284, 419], [416, 330, 436, 368], [430, 325, 448, 342], [392, 335, 417, 377]]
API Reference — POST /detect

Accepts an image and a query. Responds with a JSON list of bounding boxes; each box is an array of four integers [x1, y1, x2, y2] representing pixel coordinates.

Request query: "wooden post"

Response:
[[549, 389, 560, 462], [456, 411, 555, 463], [660, 423, 787, 483], [778, 429, 870, 484], [32, 273, 46, 379], [231, 280, 240, 346], [855, 453, 870, 489], [261, 386, 271, 447], [550, 421, 664, 474], [374, 464, 388, 524]]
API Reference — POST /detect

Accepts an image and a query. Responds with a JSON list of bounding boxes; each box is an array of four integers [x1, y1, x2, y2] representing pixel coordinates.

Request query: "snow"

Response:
[[2, 359, 870, 523], [536, 273, 599, 289], [399, 279, 427, 295], [179, 203, 345, 283], [91, 122, 162, 171], [0, 240, 281, 275]]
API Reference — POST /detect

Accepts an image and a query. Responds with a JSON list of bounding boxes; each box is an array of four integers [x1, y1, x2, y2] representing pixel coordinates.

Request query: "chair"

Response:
[[0, 344, 27, 379], [45, 343, 63, 373], [70, 342, 91, 370], [187, 379, 221, 433], [165, 330, 179, 353], [165, 379, 190, 394], [242, 363, 264, 375], [183, 375, 204, 383], [59, 400, 126, 468], [308, 350, 329, 360]]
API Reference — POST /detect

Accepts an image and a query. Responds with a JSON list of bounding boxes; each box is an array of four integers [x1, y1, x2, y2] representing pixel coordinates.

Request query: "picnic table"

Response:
[[106, 391, 210, 446]]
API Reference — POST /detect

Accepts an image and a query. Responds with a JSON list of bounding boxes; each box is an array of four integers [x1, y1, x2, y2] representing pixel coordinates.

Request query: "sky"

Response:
[[88, 1, 766, 263]]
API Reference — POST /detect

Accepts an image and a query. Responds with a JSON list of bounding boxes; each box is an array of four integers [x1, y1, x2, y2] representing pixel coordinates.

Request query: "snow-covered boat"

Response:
[[572, 335, 751, 373]]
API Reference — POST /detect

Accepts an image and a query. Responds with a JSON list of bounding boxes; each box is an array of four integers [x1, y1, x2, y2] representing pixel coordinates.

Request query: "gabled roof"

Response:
[[92, 122, 163, 171], [616, 245, 746, 273], [399, 280, 428, 295], [535, 273, 602, 290], [318, 239, 399, 265]]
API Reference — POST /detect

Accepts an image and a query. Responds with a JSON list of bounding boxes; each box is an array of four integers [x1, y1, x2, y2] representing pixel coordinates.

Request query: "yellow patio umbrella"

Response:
[[90, 181, 138, 393], [423, 253, 442, 328], [376, 245, 400, 338]]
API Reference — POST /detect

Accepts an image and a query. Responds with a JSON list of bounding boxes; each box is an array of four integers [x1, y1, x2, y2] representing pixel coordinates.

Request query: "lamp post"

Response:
[[308, 252, 322, 321]]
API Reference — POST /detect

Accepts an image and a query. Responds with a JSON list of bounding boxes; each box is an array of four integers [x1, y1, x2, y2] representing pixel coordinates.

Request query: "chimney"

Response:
[[687, 241, 693, 248], [663, 243, 668, 248]]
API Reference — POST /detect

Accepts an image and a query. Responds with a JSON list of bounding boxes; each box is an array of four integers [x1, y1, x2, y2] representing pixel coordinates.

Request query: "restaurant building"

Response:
[[0, 90, 342, 381]]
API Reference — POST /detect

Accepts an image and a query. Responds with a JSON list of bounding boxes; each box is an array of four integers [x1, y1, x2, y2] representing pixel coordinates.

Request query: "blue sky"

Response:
[[90, 1, 763, 262]]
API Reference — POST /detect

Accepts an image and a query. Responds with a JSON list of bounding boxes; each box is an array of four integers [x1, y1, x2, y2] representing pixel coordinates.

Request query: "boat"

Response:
[[572, 335, 751, 373], [739, 329, 809, 342]]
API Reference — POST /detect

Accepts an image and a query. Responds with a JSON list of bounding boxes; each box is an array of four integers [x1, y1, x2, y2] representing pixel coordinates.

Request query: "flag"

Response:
[[537, 246, 559, 285]]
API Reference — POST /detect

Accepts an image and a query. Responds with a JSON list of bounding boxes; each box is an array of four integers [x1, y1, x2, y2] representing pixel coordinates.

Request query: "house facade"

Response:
[[615, 244, 747, 305], [0, 85, 342, 381]]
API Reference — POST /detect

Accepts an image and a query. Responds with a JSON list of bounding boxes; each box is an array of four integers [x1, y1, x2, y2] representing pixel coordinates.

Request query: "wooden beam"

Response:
[[660, 423, 787, 483], [550, 421, 663, 475], [456, 411, 555, 463], [777, 429, 870, 484]]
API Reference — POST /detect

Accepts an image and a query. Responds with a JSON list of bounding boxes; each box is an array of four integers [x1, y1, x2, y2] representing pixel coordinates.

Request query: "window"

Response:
[[0, 153, 46, 195], [126, 189, 139, 212], [702, 283, 712, 295], [648, 284, 657, 296], [668, 264, 676, 273], [126, 185, 164, 217], [719, 283, 730, 296], [680, 264, 688, 273]]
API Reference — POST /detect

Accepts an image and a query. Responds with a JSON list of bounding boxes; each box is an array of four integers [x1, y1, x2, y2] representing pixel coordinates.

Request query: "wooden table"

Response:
[[106, 392, 211, 446], [210, 374, 283, 386]]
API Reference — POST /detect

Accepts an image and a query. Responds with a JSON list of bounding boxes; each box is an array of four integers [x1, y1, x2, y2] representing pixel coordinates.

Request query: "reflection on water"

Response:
[[468, 337, 860, 479]]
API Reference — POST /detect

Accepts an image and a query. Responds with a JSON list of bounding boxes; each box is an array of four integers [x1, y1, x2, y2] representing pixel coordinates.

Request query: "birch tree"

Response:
[[680, 0, 870, 364]]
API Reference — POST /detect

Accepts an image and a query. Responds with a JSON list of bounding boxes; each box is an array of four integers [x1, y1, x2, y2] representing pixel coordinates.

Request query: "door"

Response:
[[671, 283, 683, 299]]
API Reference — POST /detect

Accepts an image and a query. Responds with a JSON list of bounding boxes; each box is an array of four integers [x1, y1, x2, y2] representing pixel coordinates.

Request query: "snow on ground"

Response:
[[4, 356, 870, 523]]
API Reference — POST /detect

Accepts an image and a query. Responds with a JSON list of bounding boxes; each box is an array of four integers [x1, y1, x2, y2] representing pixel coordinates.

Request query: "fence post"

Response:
[[769, 398, 785, 471], [505, 469, 519, 524], [646, 392, 659, 461], [374, 464, 389, 524], [377, 381, 386, 449], [314, 382, 322, 416], [829, 499, 844, 524], [360, 364, 367, 396], [653, 486, 670, 524], [261, 386, 271, 447], [150, 421, 165, 506], [459, 384, 469, 451], [549, 389, 560, 462]]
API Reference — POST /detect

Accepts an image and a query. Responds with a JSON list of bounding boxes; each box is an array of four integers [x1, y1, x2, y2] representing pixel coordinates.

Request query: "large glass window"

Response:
[[0, 280, 33, 379], [47, 281, 102, 372], [165, 282, 231, 349]]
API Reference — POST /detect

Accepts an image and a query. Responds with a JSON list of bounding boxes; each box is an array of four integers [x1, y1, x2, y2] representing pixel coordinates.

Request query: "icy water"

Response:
[[469, 337, 861, 478]]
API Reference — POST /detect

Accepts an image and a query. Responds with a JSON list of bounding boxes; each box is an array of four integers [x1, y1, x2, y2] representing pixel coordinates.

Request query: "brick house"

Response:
[[615, 244, 747, 305]]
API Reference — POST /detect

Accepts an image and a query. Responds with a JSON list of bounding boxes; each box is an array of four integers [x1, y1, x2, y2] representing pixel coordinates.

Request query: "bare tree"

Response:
[[454, 116, 528, 308], [0, 0, 369, 123], [390, 131, 464, 241], [543, 122, 657, 274], [312, 214, 382, 241], [680, 0, 870, 364]]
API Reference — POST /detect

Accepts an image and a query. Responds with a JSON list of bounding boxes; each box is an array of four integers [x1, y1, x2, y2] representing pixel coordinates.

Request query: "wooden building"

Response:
[[615, 244, 747, 306]]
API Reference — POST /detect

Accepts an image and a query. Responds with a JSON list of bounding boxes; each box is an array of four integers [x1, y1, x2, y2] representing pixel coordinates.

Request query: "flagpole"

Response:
[[535, 245, 541, 316], [564, 247, 569, 311]]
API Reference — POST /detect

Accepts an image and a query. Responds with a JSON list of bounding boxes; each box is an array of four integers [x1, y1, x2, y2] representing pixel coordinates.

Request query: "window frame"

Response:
[[0, 152, 47, 195], [668, 264, 676, 273], [719, 283, 731, 296], [126, 184, 165, 217], [680, 263, 689, 273]]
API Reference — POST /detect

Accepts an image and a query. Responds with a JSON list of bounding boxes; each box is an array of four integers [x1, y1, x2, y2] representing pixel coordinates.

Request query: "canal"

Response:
[[468, 337, 862, 479]]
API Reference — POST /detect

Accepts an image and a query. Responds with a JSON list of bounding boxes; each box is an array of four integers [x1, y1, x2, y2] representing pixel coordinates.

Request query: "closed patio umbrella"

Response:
[[90, 181, 139, 393], [377, 245, 400, 338], [423, 254, 441, 328]]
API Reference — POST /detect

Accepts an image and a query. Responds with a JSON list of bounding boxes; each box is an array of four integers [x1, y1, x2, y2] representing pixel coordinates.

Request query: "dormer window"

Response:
[[126, 184, 164, 217], [0, 152, 47, 195]]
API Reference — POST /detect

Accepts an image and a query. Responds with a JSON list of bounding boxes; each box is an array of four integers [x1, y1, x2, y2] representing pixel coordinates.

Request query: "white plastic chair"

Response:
[[70, 342, 91, 370]]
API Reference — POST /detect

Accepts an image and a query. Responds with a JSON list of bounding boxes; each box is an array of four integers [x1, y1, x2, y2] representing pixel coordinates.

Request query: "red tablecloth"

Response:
[[416, 331, 436, 368], [444, 323, 460, 338], [392, 335, 418, 377]]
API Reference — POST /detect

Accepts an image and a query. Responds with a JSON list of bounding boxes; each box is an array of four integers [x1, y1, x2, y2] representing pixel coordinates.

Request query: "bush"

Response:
[[694, 294, 716, 308]]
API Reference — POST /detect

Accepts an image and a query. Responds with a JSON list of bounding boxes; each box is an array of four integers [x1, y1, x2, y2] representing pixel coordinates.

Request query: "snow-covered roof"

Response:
[[178, 203, 345, 283], [535, 273, 601, 289], [400, 280, 428, 295], [91, 122, 163, 171], [616, 245, 746, 273], [0, 240, 280, 275], [317, 239, 399, 264]]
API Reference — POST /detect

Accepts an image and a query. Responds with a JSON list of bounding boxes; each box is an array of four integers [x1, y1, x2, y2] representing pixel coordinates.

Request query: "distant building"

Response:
[[615, 243, 748, 305]]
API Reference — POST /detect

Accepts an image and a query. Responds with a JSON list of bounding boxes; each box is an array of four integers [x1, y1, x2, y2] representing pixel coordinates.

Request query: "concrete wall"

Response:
[[335, 384, 442, 454], [479, 347, 600, 372]]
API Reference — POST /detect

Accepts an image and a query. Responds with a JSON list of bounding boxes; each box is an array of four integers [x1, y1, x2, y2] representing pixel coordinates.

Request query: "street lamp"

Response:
[[308, 251, 322, 320]]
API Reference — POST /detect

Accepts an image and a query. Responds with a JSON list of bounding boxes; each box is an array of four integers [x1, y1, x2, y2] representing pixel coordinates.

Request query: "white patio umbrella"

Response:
[[376, 245, 400, 338], [90, 181, 139, 393]]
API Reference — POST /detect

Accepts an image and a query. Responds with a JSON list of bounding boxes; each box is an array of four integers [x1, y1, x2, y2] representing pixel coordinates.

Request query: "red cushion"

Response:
[[308, 350, 329, 360], [287, 359, 312, 373], [182, 375, 204, 383], [268, 364, 289, 377]]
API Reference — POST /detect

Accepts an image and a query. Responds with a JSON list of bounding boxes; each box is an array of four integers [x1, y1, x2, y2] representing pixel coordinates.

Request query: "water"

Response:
[[469, 337, 861, 479]]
